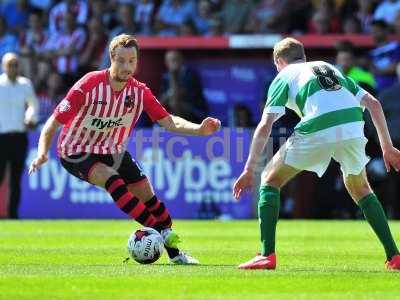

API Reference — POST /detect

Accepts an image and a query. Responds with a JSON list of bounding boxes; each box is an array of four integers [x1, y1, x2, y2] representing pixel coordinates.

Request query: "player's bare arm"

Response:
[[361, 93, 400, 172], [233, 112, 278, 200], [28, 115, 61, 174], [157, 115, 221, 136]]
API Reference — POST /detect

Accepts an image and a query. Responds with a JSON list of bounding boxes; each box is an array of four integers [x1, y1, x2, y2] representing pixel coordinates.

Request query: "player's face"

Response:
[[111, 46, 138, 82]]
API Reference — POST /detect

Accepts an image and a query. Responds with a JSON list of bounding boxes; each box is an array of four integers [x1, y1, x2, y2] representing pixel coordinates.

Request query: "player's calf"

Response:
[[145, 196, 172, 229], [105, 174, 159, 228]]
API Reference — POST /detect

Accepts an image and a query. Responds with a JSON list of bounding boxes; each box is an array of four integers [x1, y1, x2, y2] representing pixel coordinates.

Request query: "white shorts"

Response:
[[283, 134, 370, 177]]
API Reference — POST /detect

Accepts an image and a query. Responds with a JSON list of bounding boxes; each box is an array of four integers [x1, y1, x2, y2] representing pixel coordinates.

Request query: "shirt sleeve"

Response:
[[143, 85, 170, 122], [53, 88, 85, 125], [344, 76, 368, 102], [264, 76, 289, 115]]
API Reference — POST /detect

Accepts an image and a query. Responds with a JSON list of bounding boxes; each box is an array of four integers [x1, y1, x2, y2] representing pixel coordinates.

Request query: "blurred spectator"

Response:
[[99, 3, 137, 69], [335, 41, 376, 94], [159, 50, 208, 123], [218, 0, 254, 34], [375, 63, 400, 217], [43, 11, 87, 80], [343, 16, 362, 34], [19, 10, 48, 89], [373, 0, 400, 25], [192, 0, 213, 36], [36, 72, 65, 123], [208, 0, 223, 10], [90, 0, 113, 30], [109, 3, 137, 37], [0, 52, 38, 219], [233, 104, 254, 128], [207, 15, 224, 36], [311, 0, 343, 11], [379, 63, 400, 145], [78, 16, 107, 72], [356, 0, 375, 33], [29, 0, 53, 11], [395, 11, 400, 36], [155, 0, 195, 36], [134, 0, 155, 35], [308, 6, 341, 34], [244, 0, 286, 34], [0, 16, 18, 67], [285, 0, 314, 34], [49, 0, 89, 35], [369, 20, 400, 91], [179, 19, 197, 36], [1, 0, 30, 35]]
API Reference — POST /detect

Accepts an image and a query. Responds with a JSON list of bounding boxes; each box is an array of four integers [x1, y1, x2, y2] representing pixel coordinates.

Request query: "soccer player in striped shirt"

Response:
[[233, 38, 400, 270], [29, 34, 221, 264]]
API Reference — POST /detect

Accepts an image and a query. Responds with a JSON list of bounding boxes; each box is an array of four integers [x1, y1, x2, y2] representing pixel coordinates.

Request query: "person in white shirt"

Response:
[[0, 52, 38, 219]]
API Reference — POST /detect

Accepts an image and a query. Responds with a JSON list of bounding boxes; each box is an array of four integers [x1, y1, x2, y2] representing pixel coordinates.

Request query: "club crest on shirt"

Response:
[[124, 95, 134, 108], [58, 99, 71, 113]]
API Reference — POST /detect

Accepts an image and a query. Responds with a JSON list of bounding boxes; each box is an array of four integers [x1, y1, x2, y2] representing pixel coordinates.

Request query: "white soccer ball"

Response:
[[127, 227, 164, 264]]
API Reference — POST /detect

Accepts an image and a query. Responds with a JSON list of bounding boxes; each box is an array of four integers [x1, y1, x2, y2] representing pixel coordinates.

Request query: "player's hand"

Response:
[[233, 169, 254, 200], [199, 117, 221, 136], [29, 155, 48, 175], [382, 146, 400, 172]]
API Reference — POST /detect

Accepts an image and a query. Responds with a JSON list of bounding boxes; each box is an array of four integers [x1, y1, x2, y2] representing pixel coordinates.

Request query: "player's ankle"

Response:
[[165, 246, 180, 258], [153, 223, 164, 233]]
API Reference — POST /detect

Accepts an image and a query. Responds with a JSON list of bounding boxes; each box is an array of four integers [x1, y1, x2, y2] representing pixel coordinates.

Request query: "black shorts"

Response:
[[60, 151, 146, 184]]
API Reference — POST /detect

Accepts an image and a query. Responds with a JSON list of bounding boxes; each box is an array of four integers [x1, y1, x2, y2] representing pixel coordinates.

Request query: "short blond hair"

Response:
[[109, 34, 139, 59], [273, 38, 306, 64]]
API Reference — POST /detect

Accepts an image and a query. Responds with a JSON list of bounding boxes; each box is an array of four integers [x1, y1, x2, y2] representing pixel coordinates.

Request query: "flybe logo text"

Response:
[[91, 117, 123, 130], [82, 114, 132, 132]]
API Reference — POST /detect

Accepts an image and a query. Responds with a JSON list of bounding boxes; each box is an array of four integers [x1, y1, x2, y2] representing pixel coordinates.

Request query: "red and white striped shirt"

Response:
[[53, 70, 170, 157], [45, 27, 87, 74]]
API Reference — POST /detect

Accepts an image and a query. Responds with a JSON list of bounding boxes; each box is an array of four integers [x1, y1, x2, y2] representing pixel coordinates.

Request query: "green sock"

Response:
[[259, 185, 280, 256], [358, 193, 399, 260]]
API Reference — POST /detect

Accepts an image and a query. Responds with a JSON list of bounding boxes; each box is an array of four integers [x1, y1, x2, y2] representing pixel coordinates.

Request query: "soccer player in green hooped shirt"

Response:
[[233, 37, 400, 270]]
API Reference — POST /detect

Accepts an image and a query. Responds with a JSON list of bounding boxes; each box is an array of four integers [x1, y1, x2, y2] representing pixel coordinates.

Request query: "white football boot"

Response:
[[169, 251, 200, 265], [160, 229, 199, 265]]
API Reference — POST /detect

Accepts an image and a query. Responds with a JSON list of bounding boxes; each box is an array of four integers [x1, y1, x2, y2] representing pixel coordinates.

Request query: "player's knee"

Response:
[[88, 163, 118, 187], [262, 174, 284, 189], [347, 181, 373, 202]]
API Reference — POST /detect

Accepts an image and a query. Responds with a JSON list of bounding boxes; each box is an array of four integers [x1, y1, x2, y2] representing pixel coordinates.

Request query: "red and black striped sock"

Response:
[[145, 196, 173, 229], [145, 196, 179, 258], [105, 175, 160, 229]]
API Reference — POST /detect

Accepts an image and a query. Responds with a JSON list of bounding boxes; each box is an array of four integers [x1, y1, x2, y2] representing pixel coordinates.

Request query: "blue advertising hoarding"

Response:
[[19, 128, 255, 219]]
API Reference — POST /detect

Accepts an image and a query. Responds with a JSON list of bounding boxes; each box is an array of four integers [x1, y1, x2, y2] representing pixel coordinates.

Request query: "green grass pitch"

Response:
[[1, 220, 400, 300]]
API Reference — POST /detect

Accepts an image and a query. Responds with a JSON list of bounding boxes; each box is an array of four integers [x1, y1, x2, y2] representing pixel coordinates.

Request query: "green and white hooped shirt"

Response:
[[264, 61, 368, 143]]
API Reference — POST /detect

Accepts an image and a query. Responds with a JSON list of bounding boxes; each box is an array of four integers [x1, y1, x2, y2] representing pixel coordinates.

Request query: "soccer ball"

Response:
[[127, 227, 164, 264]]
